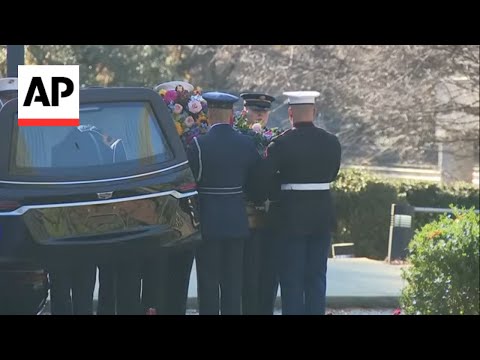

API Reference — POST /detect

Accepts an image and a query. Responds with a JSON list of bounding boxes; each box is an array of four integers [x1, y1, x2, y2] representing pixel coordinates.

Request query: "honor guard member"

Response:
[[262, 91, 341, 315], [0, 77, 18, 108], [239, 92, 276, 128], [51, 126, 128, 315], [187, 92, 263, 315], [153, 80, 194, 93], [141, 80, 196, 315], [239, 92, 280, 315]]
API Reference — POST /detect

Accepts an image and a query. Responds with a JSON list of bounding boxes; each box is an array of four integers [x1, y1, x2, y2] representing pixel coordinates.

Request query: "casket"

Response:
[[246, 201, 267, 229]]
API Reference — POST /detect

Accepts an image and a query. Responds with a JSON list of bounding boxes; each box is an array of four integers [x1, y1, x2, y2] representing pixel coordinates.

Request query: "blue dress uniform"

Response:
[[262, 91, 342, 315], [239, 92, 280, 315], [186, 92, 263, 315]]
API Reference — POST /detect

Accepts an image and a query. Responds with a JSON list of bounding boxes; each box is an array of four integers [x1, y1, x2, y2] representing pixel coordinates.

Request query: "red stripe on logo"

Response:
[[18, 119, 80, 127]]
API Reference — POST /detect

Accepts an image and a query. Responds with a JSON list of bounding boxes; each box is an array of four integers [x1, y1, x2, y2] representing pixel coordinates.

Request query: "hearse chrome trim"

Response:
[[0, 190, 198, 216], [0, 161, 189, 185]]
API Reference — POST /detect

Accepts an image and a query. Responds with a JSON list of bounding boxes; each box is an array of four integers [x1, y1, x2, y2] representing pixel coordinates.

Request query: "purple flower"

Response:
[[164, 90, 178, 103]]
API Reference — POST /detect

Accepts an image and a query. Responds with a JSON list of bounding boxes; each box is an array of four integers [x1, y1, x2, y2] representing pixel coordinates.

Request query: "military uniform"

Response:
[[50, 126, 126, 315], [141, 246, 194, 315], [239, 92, 280, 315], [262, 91, 341, 315], [0, 77, 18, 107], [47, 259, 96, 315], [140, 81, 197, 315], [187, 92, 262, 315]]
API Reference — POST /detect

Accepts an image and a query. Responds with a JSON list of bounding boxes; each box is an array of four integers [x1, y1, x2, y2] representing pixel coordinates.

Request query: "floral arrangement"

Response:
[[233, 109, 283, 156], [158, 85, 209, 148]]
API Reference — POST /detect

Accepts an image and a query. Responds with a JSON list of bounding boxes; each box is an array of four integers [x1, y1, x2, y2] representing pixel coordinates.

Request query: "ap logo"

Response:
[[18, 65, 80, 126]]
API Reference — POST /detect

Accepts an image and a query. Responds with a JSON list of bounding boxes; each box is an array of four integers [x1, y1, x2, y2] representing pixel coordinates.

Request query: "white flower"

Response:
[[251, 123, 263, 133]]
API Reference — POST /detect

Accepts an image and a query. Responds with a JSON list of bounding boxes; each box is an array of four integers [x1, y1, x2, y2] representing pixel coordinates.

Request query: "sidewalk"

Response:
[[185, 257, 405, 309]]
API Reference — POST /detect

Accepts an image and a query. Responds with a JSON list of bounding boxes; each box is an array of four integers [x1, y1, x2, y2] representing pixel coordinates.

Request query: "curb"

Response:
[[187, 296, 399, 310], [41, 296, 400, 314], [325, 296, 399, 309]]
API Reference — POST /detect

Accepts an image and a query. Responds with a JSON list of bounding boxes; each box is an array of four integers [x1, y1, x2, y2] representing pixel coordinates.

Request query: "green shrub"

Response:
[[404, 182, 480, 231], [332, 168, 378, 193], [334, 182, 398, 259], [331, 169, 479, 260], [400, 207, 479, 315]]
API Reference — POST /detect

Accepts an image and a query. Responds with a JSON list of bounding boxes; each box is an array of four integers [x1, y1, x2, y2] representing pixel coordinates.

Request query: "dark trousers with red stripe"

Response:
[[279, 232, 331, 315]]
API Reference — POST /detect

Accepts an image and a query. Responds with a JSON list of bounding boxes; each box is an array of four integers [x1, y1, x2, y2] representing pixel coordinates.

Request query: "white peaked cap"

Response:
[[0, 77, 18, 92], [154, 80, 194, 92], [283, 91, 320, 105]]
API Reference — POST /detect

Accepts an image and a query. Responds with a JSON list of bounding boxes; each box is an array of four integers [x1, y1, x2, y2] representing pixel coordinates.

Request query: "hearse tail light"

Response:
[[176, 182, 197, 192], [0, 200, 21, 211]]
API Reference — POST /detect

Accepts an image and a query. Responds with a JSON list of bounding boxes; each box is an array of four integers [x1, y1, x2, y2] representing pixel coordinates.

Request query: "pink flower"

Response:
[[188, 100, 202, 114], [173, 103, 183, 114], [251, 123, 263, 133], [393, 308, 402, 315], [146, 308, 157, 315], [164, 90, 178, 103], [184, 116, 195, 128]]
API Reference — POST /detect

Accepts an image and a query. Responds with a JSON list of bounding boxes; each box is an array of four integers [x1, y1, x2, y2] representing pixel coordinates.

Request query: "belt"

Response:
[[280, 183, 330, 191], [198, 186, 243, 195]]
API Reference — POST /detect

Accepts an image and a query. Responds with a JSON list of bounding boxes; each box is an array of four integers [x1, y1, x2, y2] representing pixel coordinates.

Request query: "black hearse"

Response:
[[0, 87, 200, 314]]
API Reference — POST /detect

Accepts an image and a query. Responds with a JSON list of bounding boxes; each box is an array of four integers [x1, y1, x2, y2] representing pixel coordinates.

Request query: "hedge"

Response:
[[400, 207, 479, 315], [332, 169, 479, 260]]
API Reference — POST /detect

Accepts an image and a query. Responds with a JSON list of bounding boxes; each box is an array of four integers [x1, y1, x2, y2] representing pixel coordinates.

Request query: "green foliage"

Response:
[[332, 168, 378, 193], [404, 182, 479, 231], [400, 207, 479, 315], [334, 180, 398, 259], [1, 45, 179, 88], [332, 169, 479, 260]]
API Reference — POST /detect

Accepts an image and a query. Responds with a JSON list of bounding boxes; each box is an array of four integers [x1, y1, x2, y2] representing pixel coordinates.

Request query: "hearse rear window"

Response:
[[11, 102, 174, 174]]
